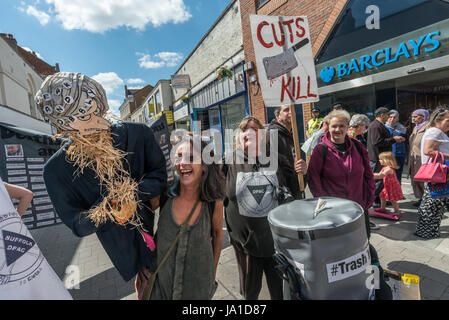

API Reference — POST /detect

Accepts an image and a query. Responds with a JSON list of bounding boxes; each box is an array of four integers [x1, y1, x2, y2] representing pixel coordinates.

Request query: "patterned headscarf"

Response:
[[35, 72, 109, 131], [412, 109, 430, 131]]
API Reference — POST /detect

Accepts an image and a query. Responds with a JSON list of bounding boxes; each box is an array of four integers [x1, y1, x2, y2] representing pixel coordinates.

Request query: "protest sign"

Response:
[[249, 15, 319, 106], [0, 123, 61, 230], [0, 177, 72, 299], [147, 114, 175, 186]]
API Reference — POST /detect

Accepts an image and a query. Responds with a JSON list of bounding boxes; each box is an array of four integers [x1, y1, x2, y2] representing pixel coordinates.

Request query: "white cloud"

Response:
[[22, 47, 44, 60], [155, 52, 184, 67], [127, 86, 144, 90], [26, 5, 50, 25], [45, 0, 192, 33], [91, 72, 124, 96], [127, 78, 145, 85], [137, 52, 183, 69], [108, 99, 122, 116]]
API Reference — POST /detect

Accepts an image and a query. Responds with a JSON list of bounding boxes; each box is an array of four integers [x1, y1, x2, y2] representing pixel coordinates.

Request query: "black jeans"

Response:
[[231, 243, 283, 300]]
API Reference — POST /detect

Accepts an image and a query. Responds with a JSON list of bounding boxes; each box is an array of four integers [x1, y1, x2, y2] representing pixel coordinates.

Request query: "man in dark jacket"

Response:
[[266, 105, 306, 199], [367, 107, 405, 204], [36, 73, 167, 287]]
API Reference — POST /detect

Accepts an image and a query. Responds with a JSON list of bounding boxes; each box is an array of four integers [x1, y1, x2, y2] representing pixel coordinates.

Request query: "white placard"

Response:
[[326, 246, 371, 283], [249, 15, 319, 106]]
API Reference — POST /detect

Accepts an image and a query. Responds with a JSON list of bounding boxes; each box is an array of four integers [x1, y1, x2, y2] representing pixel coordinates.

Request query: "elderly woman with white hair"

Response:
[[307, 109, 392, 299], [348, 114, 371, 147]]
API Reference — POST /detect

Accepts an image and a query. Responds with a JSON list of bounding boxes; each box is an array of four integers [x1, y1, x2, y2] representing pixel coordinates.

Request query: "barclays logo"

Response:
[[319, 30, 441, 84], [320, 66, 335, 83]]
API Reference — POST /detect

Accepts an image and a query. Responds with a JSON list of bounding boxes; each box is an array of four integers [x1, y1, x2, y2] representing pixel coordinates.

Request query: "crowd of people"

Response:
[[4, 72, 449, 301]]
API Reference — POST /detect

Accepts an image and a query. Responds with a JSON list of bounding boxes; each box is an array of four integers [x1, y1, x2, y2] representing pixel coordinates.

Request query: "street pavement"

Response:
[[30, 174, 449, 300]]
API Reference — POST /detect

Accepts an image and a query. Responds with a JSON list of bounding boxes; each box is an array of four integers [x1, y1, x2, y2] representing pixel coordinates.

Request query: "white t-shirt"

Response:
[[421, 127, 449, 164]]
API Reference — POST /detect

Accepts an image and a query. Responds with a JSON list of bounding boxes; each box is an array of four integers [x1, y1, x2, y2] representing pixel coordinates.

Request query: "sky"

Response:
[[0, 0, 231, 115]]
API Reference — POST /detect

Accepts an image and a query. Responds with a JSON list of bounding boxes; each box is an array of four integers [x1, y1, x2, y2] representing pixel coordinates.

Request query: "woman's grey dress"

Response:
[[150, 198, 215, 300]]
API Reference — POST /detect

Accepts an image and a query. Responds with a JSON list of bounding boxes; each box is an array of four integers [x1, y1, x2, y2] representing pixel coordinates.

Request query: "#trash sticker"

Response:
[[326, 246, 371, 283]]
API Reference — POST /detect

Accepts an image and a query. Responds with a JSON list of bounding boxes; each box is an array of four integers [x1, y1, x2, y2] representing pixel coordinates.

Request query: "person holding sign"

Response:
[[0, 177, 72, 300], [35, 72, 167, 293], [267, 105, 308, 198], [3, 182, 34, 217], [224, 116, 307, 300]]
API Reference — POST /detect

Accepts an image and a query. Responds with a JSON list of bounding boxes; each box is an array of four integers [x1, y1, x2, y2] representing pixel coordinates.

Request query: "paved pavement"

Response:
[[30, 174, 449, 300]]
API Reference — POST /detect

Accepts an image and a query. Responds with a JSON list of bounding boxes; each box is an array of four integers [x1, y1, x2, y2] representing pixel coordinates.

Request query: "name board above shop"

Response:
[[250, 15, 319, 106], [320, 31, 441, 84], [171, 75, 191, 89]]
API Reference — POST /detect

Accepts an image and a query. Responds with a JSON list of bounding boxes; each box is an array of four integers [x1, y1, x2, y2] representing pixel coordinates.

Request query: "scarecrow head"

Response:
[[35, 72, 110, 135]]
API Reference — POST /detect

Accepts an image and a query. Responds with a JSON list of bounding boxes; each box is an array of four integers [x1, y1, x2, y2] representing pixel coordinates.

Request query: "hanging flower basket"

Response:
[[217, 66, 233, 81], [182, 95, 190, 103]]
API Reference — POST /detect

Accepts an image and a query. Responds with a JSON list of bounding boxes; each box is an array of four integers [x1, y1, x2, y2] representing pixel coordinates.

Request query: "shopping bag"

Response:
[[383, 269, 420, 300], [429, 159, 449, 198], [414, 152, 448, 183]]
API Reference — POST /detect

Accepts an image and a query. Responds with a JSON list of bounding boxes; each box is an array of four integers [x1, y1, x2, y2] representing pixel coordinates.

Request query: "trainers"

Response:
[[370, 222, 380, 230]]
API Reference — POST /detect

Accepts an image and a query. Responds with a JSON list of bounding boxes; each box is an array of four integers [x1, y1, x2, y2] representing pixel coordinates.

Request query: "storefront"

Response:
[[313, 0, 449, 125], [173, 102, 191, 131], [191, 62, 249, 156]]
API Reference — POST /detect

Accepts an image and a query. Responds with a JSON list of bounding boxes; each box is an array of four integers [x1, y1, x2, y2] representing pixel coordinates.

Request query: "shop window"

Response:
[[234, 64, 244, 93], [155, 90, 162, 113], [148, 96, 156, 116], [221, 95, 247, 156], [317, 0, 449, 64], [257, 0, 269, 9]]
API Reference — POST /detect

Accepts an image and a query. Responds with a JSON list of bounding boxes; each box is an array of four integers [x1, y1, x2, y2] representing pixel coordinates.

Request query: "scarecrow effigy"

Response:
[[37, 72, 167, 288]]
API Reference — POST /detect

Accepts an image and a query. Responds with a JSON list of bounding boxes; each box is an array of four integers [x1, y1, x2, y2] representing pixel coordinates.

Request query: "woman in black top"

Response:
[[224, 116, 307, 300]]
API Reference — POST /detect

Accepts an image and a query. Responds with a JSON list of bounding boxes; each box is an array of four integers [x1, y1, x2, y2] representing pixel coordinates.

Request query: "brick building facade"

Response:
[[239, 0, 348, 129]]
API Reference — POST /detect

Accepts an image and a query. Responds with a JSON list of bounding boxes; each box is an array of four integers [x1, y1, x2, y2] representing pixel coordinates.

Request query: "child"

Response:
[[372, 151, 404, 218]]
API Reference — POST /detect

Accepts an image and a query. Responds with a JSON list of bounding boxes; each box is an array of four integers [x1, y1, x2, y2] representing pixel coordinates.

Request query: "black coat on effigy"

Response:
[[43, 122, 167, 281]]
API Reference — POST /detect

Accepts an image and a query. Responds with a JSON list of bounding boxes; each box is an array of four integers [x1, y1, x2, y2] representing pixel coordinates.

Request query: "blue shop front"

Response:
[[313, 0, 449, 126]]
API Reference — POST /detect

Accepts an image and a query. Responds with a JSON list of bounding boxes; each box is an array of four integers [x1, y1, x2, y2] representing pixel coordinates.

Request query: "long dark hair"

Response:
[[172, 135, 226, 202]]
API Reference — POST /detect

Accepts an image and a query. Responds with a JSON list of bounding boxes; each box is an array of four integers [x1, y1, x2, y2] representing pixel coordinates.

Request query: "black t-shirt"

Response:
[[333, 142, 347, 154]]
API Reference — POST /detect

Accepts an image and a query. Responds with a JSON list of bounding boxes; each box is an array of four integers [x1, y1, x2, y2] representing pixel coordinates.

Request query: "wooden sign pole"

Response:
[[289, 104, 305, 192]]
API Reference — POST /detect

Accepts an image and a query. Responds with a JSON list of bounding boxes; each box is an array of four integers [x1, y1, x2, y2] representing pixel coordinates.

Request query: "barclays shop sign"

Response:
[[319, 31, 441, 84]]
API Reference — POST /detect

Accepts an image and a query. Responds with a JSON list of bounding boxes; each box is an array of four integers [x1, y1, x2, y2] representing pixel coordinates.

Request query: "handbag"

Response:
[[428, 159, 449, 198], [414, 151, 448, 183], [141, 198, 200, 300]]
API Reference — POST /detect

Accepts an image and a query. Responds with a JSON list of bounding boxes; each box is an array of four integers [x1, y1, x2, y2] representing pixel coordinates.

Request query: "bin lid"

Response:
[[268, 197, 364, 232]]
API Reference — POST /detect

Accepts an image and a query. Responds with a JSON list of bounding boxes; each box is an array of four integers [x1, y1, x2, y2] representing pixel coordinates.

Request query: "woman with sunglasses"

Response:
[[144, 135, 226, 300], [416, 107, 449, 238], [408, 109, 430, 207], [223, 116, 307, 300]]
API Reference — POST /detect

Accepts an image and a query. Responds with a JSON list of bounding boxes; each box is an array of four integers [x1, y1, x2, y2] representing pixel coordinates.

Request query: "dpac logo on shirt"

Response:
[[236, 171, 278, 218]]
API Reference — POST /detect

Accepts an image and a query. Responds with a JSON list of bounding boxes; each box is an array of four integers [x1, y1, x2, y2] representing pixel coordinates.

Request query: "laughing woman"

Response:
[[147, 135, 226, 300]]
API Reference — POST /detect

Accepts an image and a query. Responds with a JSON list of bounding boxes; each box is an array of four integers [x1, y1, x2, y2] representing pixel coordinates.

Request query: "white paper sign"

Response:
[[326, 246, 371, 283], [0, 178, 72, 300], [250, 15, 319, 106]]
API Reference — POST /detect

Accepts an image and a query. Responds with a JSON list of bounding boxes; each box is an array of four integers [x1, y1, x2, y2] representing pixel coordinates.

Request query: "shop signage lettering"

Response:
[[250, 15, 319, 106], [320, 30, 441, 84]]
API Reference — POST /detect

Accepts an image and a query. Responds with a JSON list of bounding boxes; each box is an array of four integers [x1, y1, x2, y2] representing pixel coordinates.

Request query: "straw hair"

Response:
[[379, 151, 399, 169], [57, 130, 141, 228]]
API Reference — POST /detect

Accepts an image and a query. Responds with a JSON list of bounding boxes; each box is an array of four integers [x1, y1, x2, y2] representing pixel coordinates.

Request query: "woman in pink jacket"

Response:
[[308, 109, 376, 224], [306, 109, 392, 299]]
